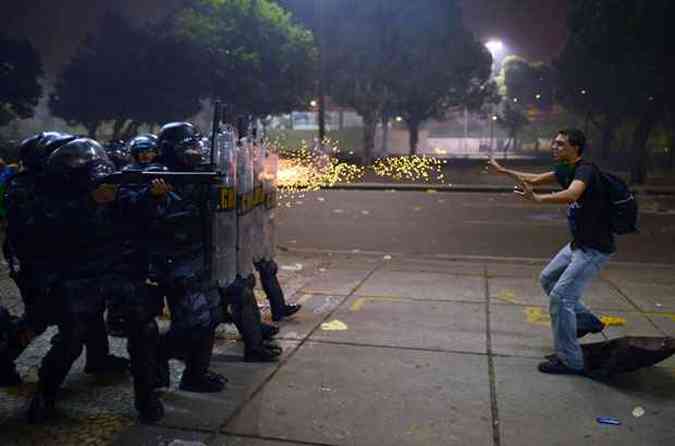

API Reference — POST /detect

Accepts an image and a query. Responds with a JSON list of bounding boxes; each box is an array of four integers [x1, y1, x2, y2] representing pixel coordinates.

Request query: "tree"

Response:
[[385, 1, 492, 154], [558, 0, 670, 184], [50, 13, 205, 138], [174, 0, 317, 118], [0, 34, 43, 127], [282, 0, 493, 159], [50, 4, 316, 139]]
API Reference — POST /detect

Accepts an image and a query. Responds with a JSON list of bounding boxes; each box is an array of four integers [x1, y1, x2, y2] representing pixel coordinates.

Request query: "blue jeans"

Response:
[[539, 243, 610, 370]]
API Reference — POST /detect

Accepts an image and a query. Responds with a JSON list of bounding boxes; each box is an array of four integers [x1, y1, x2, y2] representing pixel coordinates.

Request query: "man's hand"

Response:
[[91, 184, 118, 204], [484, 158, 507, 175], [513, 179, 540, 203], [150, 179, 173, 197]]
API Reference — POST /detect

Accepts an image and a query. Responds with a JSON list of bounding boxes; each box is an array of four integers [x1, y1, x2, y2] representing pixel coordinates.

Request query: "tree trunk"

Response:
[[112, 118, 128, 141], [630, 106, 659, 185], [85, 122, 99, 139], [408, 119, 420, 156], [361, 113, 377, 164], [600, 114, 619, 162], [380, 114, 389, 159], [121, 120, 141, 140]]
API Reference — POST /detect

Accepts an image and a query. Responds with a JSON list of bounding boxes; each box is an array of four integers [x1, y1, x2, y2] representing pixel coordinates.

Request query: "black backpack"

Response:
[[589, 163, 639, 235]]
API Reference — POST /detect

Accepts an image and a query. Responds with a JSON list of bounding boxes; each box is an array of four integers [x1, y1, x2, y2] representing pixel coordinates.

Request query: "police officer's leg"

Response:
[[254, 259, 300, 322], [226, 275, 281, 362], [124, 280, 163, 423], [176, 285, 226, 393], [82, 309, 128, 374], [0, 306, 25, 386], [28, 313, 86, 423]]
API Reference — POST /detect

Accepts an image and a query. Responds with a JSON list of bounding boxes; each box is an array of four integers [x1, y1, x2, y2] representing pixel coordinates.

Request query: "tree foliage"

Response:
[[0, 34, 43, 127], [50, 2, 316, 138], [557, 0, 671, 183], [175, 0, 317, 117], [285, 0, 492, 159]]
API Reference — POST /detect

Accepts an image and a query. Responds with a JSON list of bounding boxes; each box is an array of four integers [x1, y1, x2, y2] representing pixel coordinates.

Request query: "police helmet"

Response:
[[46, 138, 115, 194], [157, 122, 205, 169], [19, 132, 77, 172], [128, 135, 159, 159]]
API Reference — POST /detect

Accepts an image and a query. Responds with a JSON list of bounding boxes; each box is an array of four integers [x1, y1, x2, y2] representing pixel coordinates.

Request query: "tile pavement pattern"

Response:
[[0, 253, 673, 445]]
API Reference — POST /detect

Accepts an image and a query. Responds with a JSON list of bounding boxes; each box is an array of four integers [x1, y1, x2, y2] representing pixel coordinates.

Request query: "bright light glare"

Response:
[[485, 40, 504, 56], [310, 100, 318, 107]]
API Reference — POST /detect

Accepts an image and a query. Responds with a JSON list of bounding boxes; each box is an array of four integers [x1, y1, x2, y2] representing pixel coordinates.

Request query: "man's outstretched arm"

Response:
[[485, 158, 557, 186]]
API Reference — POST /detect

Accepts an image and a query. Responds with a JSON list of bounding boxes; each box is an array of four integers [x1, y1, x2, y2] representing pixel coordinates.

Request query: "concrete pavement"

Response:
[[1, 250, 673, 446]]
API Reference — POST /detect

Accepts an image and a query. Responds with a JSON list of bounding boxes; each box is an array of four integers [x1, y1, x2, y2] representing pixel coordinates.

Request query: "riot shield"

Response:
[[261, 144, 278, 260], [211, 126, 238, 288], [251, 134, 266, 263], [237, 133, 255, 277]]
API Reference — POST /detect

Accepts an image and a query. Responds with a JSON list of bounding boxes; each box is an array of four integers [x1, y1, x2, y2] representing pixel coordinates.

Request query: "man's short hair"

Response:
[[557, 128, 586, 155]]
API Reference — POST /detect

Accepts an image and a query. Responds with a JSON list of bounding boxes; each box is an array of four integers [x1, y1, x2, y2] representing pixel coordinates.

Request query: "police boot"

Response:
[[244, 343, 282, 363], [255, 259, 301, 321], [227, 277, 264, 350], [261, 323, 279, 340], [0, 360, 22, 387], [27, 390, 56, 424], [136, 391, 164, 424], [179, 330, 226, 393], [84, 354, 130, 375], [84, 314, 129, 374]]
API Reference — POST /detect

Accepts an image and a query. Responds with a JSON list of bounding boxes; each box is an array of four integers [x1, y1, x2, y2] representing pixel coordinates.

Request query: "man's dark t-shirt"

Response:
[[554, 160, 615, 254]]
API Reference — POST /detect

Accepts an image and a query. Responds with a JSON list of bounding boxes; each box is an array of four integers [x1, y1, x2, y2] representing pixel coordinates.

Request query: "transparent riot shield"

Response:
[[211, 126, 238, 288], [251, 137, 266, 263], [237, 136, 255, 277], [262, 145, 278, 260]]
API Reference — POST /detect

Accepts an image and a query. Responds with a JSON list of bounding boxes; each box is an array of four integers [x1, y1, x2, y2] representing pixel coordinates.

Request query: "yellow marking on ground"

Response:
[[600, 316, 625, 327], [525, 307, 551, 327], [525, 307, 630, 328], [351, 296, 404, 312], [494, 290, 520, 304], [320, 320, 348, 331]]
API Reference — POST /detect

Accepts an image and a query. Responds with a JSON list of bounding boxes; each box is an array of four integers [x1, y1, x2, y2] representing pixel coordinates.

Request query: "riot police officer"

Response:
[[27, 138, 164, 423], [125, 135, 160, 170], [153, 122, 227, 392], [1, 132, 128, 387]]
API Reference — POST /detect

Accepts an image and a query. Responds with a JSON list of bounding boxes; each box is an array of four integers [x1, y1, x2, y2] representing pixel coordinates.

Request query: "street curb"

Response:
[[278, 246, 675, 269], [313, 182, 675, 195]]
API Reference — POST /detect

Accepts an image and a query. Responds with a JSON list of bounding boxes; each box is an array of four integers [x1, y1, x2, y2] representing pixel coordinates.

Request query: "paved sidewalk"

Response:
[[1, 250, 674, 446]]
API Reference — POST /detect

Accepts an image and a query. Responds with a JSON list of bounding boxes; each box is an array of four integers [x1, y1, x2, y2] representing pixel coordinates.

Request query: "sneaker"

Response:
[[537, 357, 585, 375]]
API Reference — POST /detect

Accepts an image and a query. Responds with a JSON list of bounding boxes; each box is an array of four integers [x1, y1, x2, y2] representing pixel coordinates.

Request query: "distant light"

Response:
[[536, 94, 542, 100], [395, 116, 403, 122], [492, 115, 498, 121], [581, 90, 587, 95], [310, 100, 318, 108], [485, 40, 504, 56], [513, 97, 519, 103], [648, 96, 654, 101]]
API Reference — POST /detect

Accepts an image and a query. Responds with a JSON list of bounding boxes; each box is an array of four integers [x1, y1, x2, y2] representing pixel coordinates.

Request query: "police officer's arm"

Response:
[[515, 179, 586, 204], [485, 159, 556, 185]]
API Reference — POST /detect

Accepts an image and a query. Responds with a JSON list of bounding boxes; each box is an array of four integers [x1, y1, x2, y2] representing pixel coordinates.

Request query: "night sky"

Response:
[[2, 0, 569, 77]]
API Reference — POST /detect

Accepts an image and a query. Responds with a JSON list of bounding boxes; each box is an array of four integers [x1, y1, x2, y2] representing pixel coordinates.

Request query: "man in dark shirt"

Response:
[[486, 129, 612, 375]]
